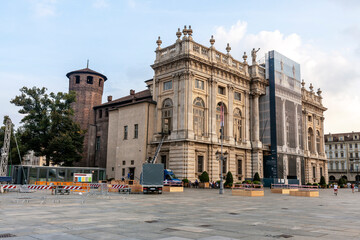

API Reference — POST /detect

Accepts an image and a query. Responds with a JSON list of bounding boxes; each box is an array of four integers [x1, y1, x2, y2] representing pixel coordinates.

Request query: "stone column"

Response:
[[294, 103, 299, 149], [210, 79, 217, 142], [313, 114, 317, 155], [320, 117, 325, 156], [245, 92, 251, 146], [303, 110, 308, 152], [171, 74, 179, 139], [228, 84, 234, 143], [154, 79, 162, 135], [251, 91, 262, 177], [252, 93, 260, 143], [282, 99, 287, 148], [186, 71, 194, 139]]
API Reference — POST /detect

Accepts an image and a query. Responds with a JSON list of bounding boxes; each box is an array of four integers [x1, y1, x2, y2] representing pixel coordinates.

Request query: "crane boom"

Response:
[[0, 118, 12, 176]]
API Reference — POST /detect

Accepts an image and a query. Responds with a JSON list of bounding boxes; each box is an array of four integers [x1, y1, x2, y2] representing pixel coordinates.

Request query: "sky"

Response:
[[1, 0, 359, 134]]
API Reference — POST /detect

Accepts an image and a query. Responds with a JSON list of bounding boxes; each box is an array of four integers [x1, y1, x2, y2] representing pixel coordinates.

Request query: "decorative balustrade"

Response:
[[156, 40, 250, 76]]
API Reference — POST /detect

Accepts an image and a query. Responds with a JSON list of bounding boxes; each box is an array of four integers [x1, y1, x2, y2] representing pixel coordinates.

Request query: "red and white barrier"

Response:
[[111, 184, 129, 189], [1, 184, 17, 189], [63, 186, 82, 190], [89, 183, 101, 188], [27, 185, 52, 190]]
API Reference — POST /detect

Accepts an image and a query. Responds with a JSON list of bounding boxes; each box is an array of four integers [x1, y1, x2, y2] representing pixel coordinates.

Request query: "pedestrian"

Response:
[[195, 179, 198, 188], [351, 183, 355, 193], [334, 184, 338, 196]]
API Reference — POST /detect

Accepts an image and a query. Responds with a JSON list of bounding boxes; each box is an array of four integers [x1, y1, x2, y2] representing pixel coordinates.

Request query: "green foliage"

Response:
[[11, 87, 84, 166], [306, 183, 312, 185], [225, 171, 233, 187], [313, 183, 319, 186], [338, 177, 347, 186], [243, 180, 252, 184], [319, 176, 326, 186], [199, 171, 209, 183], [253, 172, 260, 182], [253, 180, 261, 185], [182, 178, 189, 183]]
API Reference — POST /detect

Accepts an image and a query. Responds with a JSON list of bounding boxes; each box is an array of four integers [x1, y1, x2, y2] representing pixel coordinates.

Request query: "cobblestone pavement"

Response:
[[0, 188, 359, 239]]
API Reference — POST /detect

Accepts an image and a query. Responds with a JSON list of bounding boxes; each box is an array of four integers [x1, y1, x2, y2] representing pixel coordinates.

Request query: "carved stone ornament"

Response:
[[210, 35, 215, 46]]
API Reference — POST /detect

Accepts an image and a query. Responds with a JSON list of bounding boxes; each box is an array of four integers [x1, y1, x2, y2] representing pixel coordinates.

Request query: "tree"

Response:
[[225, 171, 233, 187], [253, 172, 260, 182], [319, 176, 326, 186], [11, 87, 84, 166], [199, 171, 209, 183]]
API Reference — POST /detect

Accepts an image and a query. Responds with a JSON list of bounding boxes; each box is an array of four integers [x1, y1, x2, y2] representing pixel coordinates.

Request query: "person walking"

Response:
[[334, 184, 338, 196], [351, 183, 355, 193]]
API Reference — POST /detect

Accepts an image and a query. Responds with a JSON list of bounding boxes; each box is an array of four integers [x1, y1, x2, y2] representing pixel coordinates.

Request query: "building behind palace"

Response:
[[68, 26, 327, 184], [325, 132, 360, 182]]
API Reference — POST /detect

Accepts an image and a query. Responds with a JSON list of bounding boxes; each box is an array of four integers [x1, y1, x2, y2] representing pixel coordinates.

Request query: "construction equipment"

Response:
[[0, 118, 12, 177], [150, 135, 165, 164]]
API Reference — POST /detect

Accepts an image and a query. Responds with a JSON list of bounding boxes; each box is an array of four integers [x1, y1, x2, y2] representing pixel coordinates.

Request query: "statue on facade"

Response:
[[251, 48, 260, 65]]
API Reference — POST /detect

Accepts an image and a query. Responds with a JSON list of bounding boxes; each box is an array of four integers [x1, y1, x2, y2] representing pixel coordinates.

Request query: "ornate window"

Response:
[[163, 81, 172, 91], [234, 92, 241, 101], [316, 130, 321, 152], [216, 102, 227, 139], [233, 108, 242, 142], [308, 128, 314, 152], [195, 79, 204, 90], [197, 155, 204, 173], [162, 98, 173, 134], [193, 97, 205, 136]]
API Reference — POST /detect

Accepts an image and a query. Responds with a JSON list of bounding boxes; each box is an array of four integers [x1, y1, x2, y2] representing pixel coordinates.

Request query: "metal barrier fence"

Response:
[[232, 184, 264, 191], [163, 180, 183, 187], [271, 184, 300, 189]]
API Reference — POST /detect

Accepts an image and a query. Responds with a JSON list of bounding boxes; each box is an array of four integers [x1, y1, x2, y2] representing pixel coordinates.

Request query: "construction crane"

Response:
[[0, 118, 12, 176]]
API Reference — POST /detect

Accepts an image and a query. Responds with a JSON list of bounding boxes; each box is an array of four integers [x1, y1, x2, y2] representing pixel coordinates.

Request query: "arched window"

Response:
[[329, 175, 335, 181], [316, 130, 321, 153], [99, 78, 103, 87], [308, 128, 314, 152], [193, 97, 205, 136], [216, 102, 227, 139], [233, 108, 242, 142], [162, 98, 173, 134]]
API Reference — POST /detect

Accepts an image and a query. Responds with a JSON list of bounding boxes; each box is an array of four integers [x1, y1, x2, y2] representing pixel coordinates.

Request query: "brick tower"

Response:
[[66, 67, 107, 166]]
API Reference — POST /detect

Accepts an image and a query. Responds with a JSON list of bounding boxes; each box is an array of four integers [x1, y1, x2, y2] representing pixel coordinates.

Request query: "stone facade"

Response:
[[66, 68, 107, 167], [105, 90, 155, 180], [325, 132, 360, 182], [301, 82, 327, 183], [146, 27, 267, 182]]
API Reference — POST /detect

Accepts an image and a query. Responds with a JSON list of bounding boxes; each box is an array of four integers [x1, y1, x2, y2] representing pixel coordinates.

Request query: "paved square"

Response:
[[0, 188, 359, 239]]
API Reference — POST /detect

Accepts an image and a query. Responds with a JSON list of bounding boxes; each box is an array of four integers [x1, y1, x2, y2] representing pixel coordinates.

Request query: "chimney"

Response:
[[107, 95, 112, 102], [130, 89, 135, 95]]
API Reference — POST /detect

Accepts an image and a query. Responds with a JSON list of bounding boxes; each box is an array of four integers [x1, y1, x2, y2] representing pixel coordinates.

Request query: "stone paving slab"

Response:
[[1, 188, 360, 239]]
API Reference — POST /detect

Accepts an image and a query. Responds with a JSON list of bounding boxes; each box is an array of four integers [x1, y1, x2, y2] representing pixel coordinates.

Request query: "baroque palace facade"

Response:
[[68, 26, 327, 184]]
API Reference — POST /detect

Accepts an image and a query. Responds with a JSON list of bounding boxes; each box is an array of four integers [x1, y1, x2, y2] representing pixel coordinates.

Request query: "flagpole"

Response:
[[219, 102, 224, 195]]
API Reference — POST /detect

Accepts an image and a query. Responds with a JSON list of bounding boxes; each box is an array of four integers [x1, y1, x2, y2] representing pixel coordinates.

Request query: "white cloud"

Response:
[[32, 0, 57, 17], [213, 21, 360, 133], [93, 0, 109, 9]]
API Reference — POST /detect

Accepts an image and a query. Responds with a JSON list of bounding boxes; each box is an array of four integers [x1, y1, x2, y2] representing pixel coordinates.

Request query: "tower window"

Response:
[[99, 109, 102, 119], [99, 78, 102, 87], [75, 75, 80, 84], [105, 108, 109, 117], [87, 76, 93, 84]]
